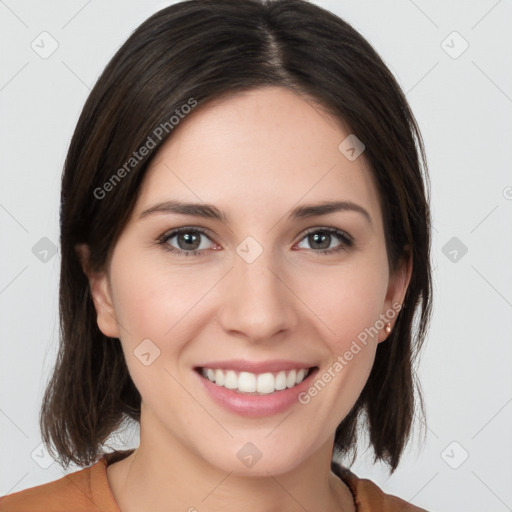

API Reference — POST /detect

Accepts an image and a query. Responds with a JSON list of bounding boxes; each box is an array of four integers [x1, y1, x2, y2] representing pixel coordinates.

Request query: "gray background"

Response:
[[1, 1, 511, 511]]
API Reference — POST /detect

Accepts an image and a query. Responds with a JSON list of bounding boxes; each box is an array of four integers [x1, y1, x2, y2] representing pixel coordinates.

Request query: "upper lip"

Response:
[[195, 359, 317, 374]]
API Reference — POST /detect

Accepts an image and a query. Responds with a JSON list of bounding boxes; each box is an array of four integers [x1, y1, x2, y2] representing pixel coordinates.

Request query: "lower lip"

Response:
[[194, 367, 319, 417]]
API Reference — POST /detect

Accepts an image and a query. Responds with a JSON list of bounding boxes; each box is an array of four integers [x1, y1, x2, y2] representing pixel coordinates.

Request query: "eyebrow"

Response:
[[138, 199, 372, 225]]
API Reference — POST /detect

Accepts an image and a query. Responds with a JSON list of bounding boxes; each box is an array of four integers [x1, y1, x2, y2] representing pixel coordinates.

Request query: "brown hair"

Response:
[[41, 0, 432, 472]]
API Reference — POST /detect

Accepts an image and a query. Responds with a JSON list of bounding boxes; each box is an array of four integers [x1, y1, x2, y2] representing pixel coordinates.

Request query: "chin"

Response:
[[197, 438, 310, 477]]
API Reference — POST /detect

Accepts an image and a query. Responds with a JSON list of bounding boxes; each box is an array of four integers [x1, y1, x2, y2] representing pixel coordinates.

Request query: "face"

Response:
[[84, 86, 411, 476]]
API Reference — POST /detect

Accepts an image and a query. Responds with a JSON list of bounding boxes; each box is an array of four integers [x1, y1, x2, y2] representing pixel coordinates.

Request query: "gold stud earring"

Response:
[[385, 323, 392, 334]]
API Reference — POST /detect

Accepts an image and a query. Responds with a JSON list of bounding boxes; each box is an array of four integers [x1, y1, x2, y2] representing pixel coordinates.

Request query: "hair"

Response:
[[40, 0, 432, 473]]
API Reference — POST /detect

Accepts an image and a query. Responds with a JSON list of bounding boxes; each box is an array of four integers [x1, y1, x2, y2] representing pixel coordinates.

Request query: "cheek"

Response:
[[297, 256, 389, 351], [296, 265, 386, 426], [110, 253, 209, 343], [108, 255, 223, 398], [314, 261, 389, 415], [108, 255, 205, 406]]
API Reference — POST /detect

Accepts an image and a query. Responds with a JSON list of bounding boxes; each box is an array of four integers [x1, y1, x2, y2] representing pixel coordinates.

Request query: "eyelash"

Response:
[[157, 226, 354, 257]]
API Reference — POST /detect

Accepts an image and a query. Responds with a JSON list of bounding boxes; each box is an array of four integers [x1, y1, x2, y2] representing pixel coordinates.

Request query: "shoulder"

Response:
[[332, 461, 429, 512], [0, 454, 119, 512]]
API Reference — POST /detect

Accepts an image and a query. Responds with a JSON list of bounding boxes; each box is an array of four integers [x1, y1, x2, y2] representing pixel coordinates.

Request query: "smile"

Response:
[[193, 359, 320, 416], [198, 367, 314, 395]]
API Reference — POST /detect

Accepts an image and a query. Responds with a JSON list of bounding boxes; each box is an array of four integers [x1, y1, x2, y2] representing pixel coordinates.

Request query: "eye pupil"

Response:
[[309, 231, 330, 250], [178, 232, 200, 250]]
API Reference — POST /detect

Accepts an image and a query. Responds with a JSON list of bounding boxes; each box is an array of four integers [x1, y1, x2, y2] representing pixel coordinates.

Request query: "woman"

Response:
[[1, 0, 432, 510]]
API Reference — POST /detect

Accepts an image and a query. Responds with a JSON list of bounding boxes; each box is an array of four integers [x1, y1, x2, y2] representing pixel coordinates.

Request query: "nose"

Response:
[[217, 246, 298, 343]]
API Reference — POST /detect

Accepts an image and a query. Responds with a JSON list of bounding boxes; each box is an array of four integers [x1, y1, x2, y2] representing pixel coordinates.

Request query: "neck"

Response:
[[106, 411, 355, 512]]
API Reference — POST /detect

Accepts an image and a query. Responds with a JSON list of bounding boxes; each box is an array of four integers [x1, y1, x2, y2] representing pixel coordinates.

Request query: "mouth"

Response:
[[194, 366, 319, 395]]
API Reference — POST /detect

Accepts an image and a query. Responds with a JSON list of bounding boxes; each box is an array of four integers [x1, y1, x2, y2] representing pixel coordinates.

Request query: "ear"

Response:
[[75, 243, 120, 339], [378, 246, 412, 343]]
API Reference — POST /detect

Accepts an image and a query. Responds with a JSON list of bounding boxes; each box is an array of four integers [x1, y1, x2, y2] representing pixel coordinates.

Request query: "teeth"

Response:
[[256, 373, 274, 394], [224, 370, 237, 389], [286, 369, 297, 388], [214, 369, 224, 386], [239, 371, 257, 392], [200, 367, 311, 394], [275, 371, 287, 391]]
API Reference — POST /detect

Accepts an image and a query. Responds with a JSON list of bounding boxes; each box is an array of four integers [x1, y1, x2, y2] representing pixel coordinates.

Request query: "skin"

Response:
[[78, 86, 412, 512]]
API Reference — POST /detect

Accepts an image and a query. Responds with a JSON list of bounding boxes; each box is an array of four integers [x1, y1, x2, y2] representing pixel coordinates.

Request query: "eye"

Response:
[[295, 228, 353, 255], [158, 226, 354, 257], [158, 227, 216, 256]]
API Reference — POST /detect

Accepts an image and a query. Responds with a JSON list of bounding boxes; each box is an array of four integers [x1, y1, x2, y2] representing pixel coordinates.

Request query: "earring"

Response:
[[385, 323, 391, 334]]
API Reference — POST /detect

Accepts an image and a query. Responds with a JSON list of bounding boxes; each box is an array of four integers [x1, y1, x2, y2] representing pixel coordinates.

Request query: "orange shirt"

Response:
[[0, 450, 427, 511]]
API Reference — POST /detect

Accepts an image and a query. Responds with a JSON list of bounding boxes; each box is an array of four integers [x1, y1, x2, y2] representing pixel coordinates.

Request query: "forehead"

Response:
[[134, 86, 382, 227]]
